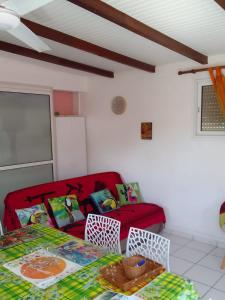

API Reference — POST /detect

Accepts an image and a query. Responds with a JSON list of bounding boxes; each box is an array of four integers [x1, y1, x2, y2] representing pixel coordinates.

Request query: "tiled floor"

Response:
[[161, 232, 225, 299]]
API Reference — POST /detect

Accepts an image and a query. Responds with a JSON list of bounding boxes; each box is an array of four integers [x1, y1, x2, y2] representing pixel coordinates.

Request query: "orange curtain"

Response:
[[209, 67, 225, 119]]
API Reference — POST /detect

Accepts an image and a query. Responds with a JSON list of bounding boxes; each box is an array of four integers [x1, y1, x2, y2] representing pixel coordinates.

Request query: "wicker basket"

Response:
[[122, 255, 146, 280], [99, 255, 165, 292]]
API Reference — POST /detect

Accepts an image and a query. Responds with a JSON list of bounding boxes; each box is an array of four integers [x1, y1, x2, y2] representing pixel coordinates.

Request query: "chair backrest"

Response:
[[126, 227, 170, 271], [85, 214, 121, 254], [0, 220, 3, 236]]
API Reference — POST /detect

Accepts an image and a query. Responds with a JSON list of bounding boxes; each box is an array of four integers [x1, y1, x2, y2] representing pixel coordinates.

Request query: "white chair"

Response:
[[0, 220, 4, 236], [85, 214, 121, 254], [126, 227, 170, 271]]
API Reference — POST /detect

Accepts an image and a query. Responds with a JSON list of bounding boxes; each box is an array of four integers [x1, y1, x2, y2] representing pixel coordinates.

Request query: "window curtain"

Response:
[[209, 67, 225, 119]]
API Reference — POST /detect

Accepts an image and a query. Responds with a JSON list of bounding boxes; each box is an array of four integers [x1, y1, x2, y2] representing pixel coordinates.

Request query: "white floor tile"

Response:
[[173, 246, 206, 263], [186, 240, 215, 254], [210, 247, 225, 258], [198, 254, 225, 273], [167, 234, 192, 246], [214, 274, 225, 292], [184, 265, 222, 286], [170, 243, 182, 254], [193, 235, 217, 247], [169, 256, 193, 275], [160, 231, 171, 238], [218, 241, 225, 249], [191, 281, 210, 298], [171, 230, 193, 240], [202, 288, 225, 300]]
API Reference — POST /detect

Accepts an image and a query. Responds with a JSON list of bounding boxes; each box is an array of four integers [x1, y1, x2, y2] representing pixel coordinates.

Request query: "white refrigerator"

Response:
[[55, 116, 87, 180]]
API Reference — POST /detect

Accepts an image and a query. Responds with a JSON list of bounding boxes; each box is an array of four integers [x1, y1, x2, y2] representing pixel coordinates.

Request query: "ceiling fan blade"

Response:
[[2, 0, 54, 16], [8, 22, 50, 52]]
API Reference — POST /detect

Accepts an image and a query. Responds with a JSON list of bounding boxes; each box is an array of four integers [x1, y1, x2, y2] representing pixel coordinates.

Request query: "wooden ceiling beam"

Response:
[[215, 0, 225, 10], [68, 0, 208, 65], [22, 19, 155, 73], [0, 41, 114, 78]]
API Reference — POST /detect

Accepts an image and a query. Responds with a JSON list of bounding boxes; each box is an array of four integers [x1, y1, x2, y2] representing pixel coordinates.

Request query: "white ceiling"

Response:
[[0, 0, 225, 75], [104, 0, 225, 55]]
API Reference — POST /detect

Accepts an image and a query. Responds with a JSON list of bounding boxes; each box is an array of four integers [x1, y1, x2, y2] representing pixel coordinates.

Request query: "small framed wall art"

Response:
[[141, 122, 152, 140]]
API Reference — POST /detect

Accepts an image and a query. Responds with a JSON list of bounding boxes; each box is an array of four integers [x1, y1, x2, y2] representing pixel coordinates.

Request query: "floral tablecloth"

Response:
[[0, 224, 199, 300]]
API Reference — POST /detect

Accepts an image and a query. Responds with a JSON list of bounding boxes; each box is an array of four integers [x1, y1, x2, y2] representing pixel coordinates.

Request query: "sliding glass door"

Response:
[[0, 86, 55, 220]]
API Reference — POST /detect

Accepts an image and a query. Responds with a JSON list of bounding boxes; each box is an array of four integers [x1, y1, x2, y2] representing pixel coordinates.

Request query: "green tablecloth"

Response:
[[135, 272, 198, 300], [0, 224, 199, 300]]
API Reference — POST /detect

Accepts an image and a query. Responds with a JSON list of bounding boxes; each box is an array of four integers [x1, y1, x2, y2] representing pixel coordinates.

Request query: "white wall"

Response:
[[0, 51, 88, 223], [0, 51, 88, 91], [82, 54, 225, 245]]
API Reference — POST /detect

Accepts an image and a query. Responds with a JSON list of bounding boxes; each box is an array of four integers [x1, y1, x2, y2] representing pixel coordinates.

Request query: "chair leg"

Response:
[[0, 221, 3, 236], [221, 255, 225, 270]]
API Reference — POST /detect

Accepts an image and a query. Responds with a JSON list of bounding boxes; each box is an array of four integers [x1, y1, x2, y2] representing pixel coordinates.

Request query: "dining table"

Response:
[[0, 224, 199, 300]]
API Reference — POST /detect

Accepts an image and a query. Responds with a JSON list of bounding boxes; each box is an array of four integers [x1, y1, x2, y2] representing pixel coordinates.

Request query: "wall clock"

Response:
[[111, 96, 126, 115]]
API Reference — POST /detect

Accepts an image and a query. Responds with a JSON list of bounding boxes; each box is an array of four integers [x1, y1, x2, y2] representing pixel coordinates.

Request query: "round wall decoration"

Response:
[[111, 96, 126, 115]]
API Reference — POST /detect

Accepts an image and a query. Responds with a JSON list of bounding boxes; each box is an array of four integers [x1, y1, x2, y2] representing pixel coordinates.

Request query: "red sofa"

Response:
[[3, 171, 166, 245]]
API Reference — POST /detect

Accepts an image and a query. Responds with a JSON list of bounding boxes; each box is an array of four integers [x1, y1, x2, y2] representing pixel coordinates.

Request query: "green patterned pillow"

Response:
[[90, 189, 118, 214], [48, 194, 85, 228], [16, 203, 52, 227], [116, 182, 142, 206]]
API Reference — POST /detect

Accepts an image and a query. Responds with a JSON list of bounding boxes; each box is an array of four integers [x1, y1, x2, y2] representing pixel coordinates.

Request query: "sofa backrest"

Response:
[[3, 171, 123, 231]]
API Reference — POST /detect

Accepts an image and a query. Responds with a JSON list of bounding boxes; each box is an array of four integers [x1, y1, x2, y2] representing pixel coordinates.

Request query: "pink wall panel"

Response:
[[73, 92, 79, 115], [53, 90, 79, 115]]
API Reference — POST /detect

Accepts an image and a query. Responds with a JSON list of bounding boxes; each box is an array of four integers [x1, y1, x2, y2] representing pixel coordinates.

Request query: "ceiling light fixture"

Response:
[[0, 7, 20, 31]]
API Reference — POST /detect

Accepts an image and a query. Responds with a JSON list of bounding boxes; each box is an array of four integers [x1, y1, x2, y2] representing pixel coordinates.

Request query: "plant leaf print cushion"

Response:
[[48, 194, 85, 228], [116, 182, 142, 206]]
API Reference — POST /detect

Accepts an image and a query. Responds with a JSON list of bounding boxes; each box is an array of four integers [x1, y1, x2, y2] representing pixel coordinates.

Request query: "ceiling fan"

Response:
[[0, 0, 54, 52]]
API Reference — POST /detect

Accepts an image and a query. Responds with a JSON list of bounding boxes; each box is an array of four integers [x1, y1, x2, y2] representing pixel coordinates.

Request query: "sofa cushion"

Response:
[[90, 189, 117, 214], [15, 203, 52, 227], [78, 197, 98, 217], [116, 183, 142, 206], [103, 203, 164, 228], [65, 203, 166, 241], [118, 206, 166, 240], [64, 220, 86, 239], [48, 195, 85, 228]]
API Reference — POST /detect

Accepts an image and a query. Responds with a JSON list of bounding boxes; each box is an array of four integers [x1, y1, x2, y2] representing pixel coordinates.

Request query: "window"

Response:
[[0, 84, 55, 219], [197, 79, 225, 135]]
